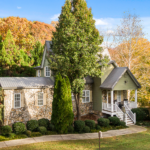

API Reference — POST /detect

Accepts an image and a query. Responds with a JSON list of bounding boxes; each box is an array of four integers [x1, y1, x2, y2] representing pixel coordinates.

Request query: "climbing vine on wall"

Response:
[[0, 86, 4, 126]]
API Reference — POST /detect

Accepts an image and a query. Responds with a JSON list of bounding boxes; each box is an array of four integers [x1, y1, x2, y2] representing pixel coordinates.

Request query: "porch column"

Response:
[[135, 89, 137, 108], [111, 90, 113, 112]]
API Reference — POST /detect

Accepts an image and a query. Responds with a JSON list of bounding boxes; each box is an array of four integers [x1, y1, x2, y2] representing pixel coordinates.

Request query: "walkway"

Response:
[[0, 125, 146, 148]]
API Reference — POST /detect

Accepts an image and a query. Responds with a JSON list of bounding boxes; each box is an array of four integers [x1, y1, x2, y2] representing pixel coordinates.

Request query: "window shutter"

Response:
[[43, 93, 47, 105], [35, 93, 38, 106], [44, 67, 46, 77], [21, 93, 25, 107], [90, 91, 92, 102], [12, 92, 14, 108]]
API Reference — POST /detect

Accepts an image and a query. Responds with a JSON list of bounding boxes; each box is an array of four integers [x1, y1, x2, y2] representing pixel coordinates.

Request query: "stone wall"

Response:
[[4, 84, 94, 126]]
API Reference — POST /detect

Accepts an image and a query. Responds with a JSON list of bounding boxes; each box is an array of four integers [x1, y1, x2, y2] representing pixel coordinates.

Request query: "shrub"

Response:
[[1, 125, 12, 136], [46, 131, 57, 135], [96, 125, 101, 130], [49, 123, 55, 131], [132, 108, 147, 121], [85, 120, 95, 129], [8, 133, 16, 139], [97, 118, 110, 127], [13, 122, 26, 134], [38, 126, 47, 135], [119, 121, 126, 127], [0, 135, 8, 141], [25, 130, 32, 137], [15, 134, 28, 139], [26, 120, 39, 131], [140, 108, 150, 120], [74, 120, 85, 133], [83, 126, 90, 133], [68, 126, 74, 133], [108, 117, 120, 126], [31, 132, 42, 137], [38, 118, 49, 129]]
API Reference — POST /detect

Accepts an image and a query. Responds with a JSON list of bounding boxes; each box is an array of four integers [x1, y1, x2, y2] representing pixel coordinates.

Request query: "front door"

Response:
[[117, 91, 121, 102]]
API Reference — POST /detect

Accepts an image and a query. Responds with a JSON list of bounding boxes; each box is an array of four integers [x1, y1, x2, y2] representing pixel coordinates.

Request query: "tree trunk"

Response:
[[74, 93, 81, 120]]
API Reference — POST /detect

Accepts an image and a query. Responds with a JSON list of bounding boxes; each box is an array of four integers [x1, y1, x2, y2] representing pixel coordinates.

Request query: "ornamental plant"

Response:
[[12, 122, 26, 134], [26, 120, 39, 131], [1, 125, 12, 136]]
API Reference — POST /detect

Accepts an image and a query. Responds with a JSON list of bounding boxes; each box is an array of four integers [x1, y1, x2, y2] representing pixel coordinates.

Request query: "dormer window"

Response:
[[45, 66, 50, 77]]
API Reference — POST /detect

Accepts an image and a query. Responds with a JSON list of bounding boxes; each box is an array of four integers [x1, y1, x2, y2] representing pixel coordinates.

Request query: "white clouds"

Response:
[[106, 30, 114, 35], [50, 14, 60, 20], [94, 18, 108, 25], [17, 7, 21, 9]]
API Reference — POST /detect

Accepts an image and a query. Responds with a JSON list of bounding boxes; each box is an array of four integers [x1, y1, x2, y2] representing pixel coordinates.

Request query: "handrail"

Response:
[[124, 103, 135, 123], [115, 104, 124, 121]]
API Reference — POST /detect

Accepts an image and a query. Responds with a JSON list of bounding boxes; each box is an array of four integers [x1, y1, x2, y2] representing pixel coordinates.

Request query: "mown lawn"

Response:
[[1, 127, 150, 150]]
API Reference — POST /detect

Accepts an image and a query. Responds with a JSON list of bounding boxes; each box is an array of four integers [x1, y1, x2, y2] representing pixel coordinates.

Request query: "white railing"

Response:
[[124, 103, 136, 124], [129, 102, 137, 109], [115, 104, 124, 121], [102, 102, 116, 112]]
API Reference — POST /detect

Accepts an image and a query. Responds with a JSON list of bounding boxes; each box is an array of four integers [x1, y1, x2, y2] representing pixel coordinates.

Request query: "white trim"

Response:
[[111, 90, 113, 112], [37, 70, 40, 77], [14, 93, 21, 108], [82, 90, 90, 103], [45, 66, 51, 77], [38, 92, 44, 106]]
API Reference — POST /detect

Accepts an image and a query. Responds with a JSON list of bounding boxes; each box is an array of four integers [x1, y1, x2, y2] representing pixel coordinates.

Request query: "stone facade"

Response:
[[3, 84, 94, 126]]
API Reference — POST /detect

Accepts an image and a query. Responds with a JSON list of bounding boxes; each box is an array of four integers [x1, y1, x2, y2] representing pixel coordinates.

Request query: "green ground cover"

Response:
[[1, 127, 149, 150]]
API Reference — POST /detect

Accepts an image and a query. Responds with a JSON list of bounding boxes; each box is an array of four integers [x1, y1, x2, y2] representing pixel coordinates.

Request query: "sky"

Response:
[[0, 0, 150, 41]]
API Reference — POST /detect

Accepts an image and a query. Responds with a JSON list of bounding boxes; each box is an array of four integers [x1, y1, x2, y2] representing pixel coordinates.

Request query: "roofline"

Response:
[[108, 60, 118, 67], [41, 45, 47, 69]]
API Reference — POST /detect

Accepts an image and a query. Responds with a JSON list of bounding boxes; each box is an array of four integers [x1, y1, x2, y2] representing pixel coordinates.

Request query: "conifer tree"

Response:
[[49, 0, 106, 119], [51, 74, 74, 133]]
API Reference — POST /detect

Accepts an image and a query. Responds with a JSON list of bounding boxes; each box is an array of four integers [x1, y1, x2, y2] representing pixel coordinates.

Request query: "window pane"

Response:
[[86, 97, 89, 102], [83, 91, 85, 96], [15, 94, 20, 108], [82, 97, 85, 102], [38, 93, 43, 105], [86, 91, 89, 97]]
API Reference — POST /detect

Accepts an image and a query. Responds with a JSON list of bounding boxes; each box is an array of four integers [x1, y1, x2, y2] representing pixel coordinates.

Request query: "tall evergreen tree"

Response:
[[51, 74, 74, 133], [49, 0, 107, 119]]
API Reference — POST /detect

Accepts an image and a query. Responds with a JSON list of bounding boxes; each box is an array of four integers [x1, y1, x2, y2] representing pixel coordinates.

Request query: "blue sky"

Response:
[[0, 0, 150, 41]]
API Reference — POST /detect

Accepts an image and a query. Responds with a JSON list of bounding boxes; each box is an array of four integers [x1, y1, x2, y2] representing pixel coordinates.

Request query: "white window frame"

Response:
[[71, 93, 75, 101], [82, 90, 90, 103], [45, 66, 50, 77], [37, 70, 40, 77], [38, 92, 43, 106], [14, 93, 21, 108]]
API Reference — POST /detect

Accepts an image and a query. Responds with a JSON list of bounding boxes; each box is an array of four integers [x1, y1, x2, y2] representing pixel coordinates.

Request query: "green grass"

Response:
[[0, 127, 150, 150]]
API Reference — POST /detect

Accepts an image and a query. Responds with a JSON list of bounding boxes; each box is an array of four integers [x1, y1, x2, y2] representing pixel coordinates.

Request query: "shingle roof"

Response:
[[100, 67, 141, 90], [0, 77, 54, 89]]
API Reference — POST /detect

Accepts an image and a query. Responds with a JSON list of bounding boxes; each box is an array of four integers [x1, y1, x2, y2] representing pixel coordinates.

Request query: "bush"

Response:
[[49, 123, 55, 131], [97, 118, 110, 127], [15, 134, 28, 139], [119, 121, 126, 127], [1, 125, 12, 136], [140, 108, 150, 120], [85, 120, 95, 129], [83, 126, 90, 133], [26, 120, 39, 131], [8, 133, 16, 139], [68, 126, 74, 133], [46, 131, 57, 135], [74, 120, 85, 133], [108, 117, 120, 126], [13, 122, 26, 134], [132, 108, 147, 121], [38, 126, 47, 135], [96, 124, 101, 130], [0, 135, 9, 141], [38, 118, 49, 129], [31, 132, 42, 137], [25, 130, 32, 137]]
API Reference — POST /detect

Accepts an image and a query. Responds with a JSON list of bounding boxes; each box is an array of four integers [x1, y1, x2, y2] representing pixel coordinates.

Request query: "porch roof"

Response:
[[100, 67, 141, 90]]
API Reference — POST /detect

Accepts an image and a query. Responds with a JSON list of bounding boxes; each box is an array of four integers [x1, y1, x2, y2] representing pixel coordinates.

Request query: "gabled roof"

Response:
[[100, 67, 141, 90], [0, 77, 54, 89]]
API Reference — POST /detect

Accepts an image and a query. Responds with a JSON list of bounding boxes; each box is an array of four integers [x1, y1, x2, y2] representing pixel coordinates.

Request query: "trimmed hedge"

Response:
[[74, 120, 85, 133], [31, 132, 42, 137], [49, 123, 55, 131], [85, 120, 95, 129], [96, 124, 101, 130], [119, 121, 126, 127], [38, 126, 47, 135], [83, 126, 90, 133], [13, 122, 26, 134], [0, 125, 12, 136], [132, 108, 147, 121], [25, 130, 31, 137], [68, 126, 74, 133], [108, 117, 120, 126], [26, 120, 39, 131], [38, 118, 49, 129], [97, 118, 110, 127]]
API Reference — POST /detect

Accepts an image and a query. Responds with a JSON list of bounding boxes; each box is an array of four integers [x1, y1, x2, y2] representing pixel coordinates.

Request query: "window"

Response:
[[37, 70, 40, 77], [71, 93, 75, 101], [14, 93, 21, 108], [46, 66, 50, 77], [38, 92, 43, 106], [82, 90, 90, 103]]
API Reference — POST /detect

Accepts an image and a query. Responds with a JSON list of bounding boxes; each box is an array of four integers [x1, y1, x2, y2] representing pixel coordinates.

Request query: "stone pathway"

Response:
[[0, 125, 146, 149]]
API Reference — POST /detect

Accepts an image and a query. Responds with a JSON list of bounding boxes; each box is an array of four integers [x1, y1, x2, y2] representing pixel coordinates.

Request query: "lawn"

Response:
[[1, 128, 150, 150]]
